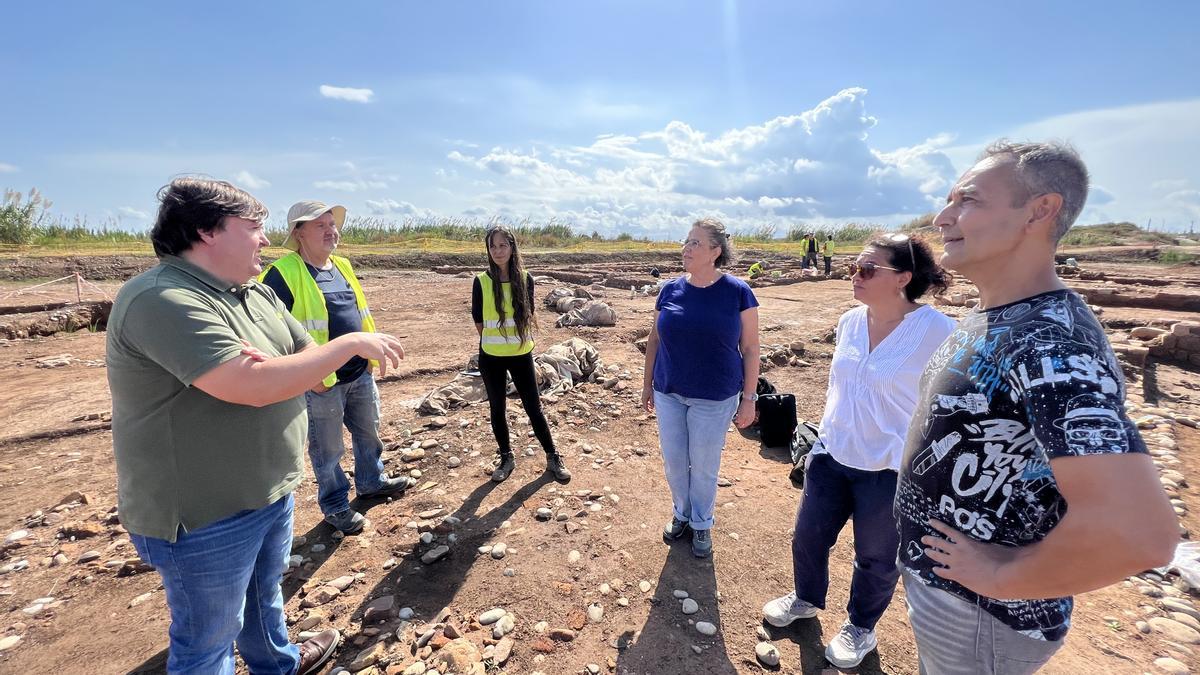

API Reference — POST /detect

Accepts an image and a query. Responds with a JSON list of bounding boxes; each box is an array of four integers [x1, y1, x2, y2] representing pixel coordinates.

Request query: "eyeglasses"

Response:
[[682, 238, 715, 249], [848, 261, 901, 280], [1065, 427, 1124, 444], [886, 233, 916, 268]]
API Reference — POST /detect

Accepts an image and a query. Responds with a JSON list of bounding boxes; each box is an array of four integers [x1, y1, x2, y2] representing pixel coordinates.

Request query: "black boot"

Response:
[[545, 452, 572, 483], [491, 452, 515, 483]]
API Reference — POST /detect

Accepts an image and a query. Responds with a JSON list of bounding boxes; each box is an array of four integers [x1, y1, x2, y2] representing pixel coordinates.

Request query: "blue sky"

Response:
[[3, 1, 1199, 237]]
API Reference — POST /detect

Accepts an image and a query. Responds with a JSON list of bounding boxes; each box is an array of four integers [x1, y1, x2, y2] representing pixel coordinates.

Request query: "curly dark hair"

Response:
[[867, 232, 949, 301], [150, 177, 268, 257]]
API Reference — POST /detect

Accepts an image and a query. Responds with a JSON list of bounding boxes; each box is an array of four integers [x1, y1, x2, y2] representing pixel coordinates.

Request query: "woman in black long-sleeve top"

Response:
[[471, 225, 571, 484]]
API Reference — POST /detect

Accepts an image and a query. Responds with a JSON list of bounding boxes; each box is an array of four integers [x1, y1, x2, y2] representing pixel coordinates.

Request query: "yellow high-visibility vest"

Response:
[[477, 272, 534, 357], [259, 252, 377, 387]]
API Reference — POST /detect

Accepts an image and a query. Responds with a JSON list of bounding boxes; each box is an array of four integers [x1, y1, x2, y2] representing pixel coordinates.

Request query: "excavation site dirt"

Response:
[[1, 247, 1198, 675]]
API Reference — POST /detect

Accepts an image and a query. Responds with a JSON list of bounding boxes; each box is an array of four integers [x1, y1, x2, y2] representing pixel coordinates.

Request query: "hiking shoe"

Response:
[[297, 628, 340, 675], [662, 517, 689, 542], [691, 528, 713, 558], [359, 475, 414, 500], [545, 452, 572, 483], [762, 591, 818, 627], [324, 508, 364, 535], [825, 621, 877, 669], [491, 453, 515, 483]]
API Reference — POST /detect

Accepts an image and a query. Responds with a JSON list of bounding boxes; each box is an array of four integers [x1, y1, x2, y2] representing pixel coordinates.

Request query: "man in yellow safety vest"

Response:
[[261, 201, 413, 534]]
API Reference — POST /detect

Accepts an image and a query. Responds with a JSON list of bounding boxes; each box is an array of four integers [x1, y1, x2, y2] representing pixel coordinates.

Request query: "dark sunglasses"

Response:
[[848, 261, 901, 280]]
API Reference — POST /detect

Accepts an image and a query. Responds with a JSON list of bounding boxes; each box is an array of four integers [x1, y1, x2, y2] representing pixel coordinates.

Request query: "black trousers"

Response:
[[478, 350, 555, 456], [791, 453, 900, 629]]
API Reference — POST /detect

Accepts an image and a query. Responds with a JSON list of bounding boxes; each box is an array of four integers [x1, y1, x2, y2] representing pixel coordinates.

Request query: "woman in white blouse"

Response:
[[762, 233, 954, 669]]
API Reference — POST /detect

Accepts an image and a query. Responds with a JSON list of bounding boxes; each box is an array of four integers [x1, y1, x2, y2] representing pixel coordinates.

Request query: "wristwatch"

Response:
[[746, 392, 760, 402]]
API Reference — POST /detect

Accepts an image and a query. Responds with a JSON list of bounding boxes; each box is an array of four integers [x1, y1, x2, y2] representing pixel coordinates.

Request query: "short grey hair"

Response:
[[979, 140, 1089, 241], [693, 217, 735, 268]]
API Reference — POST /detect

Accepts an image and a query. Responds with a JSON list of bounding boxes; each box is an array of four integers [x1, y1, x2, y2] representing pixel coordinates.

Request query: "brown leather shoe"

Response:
[[297, 628, 340, 675]]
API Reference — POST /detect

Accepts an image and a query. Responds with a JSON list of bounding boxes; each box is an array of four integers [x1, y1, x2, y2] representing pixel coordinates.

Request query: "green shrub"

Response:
[[0, 189, 51, 245], [899, 213, 936, 231], [1158, 248, 1199, 265], [733, 225, 778, 242], [1060, 222, 1178, 247]]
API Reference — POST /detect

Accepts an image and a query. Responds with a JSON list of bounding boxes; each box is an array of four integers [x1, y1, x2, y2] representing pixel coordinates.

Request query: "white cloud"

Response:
[[1153, 178, 1189, 192], [364, 198, 418, 215], [436, 87, 957, 237], [118, 206, 148, 220], [944, 98, 1200, 231], [1088, 185, 1115, 206], [234, 170, 271, 190], [314, 179, 388, 192], [319, 85, 375, 103], [1166, 189, 1200, 221], [0, 162, 17, 173]]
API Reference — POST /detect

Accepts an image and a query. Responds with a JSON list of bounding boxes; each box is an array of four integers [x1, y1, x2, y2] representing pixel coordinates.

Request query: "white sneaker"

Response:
[[825, 621, 877, 669], [762, 591, 818, 627]]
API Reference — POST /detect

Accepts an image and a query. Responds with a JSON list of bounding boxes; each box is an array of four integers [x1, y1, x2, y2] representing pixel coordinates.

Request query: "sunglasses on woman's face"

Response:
[[848, 261, 900, 280]]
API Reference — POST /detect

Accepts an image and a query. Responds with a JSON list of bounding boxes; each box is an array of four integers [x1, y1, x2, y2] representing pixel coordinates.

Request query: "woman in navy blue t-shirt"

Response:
[[640, 218, 760, 558]]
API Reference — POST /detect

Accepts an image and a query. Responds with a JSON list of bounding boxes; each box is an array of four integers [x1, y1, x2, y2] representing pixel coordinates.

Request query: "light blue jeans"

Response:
[[903, 571, 1063, 674], [130, 494, 299, 675], [653, 390, 740, 530], [305, 369, 388, 516]]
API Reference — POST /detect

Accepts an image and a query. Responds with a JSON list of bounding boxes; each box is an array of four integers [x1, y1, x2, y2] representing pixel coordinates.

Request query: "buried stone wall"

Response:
[[1144, 322, 1200, 367], [0, 301, 113, 340], [1077, 288, 1200, 313]]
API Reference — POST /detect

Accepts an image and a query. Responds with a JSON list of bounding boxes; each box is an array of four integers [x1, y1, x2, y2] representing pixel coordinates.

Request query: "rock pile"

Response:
[[1144, 321, 1200, 367]]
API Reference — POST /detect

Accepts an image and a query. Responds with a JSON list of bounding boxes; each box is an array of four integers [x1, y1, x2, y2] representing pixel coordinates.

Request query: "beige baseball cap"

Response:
[[281, 200, 347, 251]]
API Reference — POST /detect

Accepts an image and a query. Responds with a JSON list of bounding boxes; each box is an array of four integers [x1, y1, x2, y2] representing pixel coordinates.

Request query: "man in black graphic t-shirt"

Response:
[[896, 141, 1176, 674]]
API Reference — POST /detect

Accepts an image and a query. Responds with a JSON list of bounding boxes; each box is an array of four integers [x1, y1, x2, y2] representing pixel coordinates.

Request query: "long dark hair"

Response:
[[867, 232, 950, 301], [485, 225, 536, 345]]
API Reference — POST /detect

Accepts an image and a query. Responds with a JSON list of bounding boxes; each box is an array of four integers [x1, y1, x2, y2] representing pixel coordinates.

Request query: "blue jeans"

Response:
[[130, 494, 299, 675], [791, 453, 900, 629], [653, 391, 739, 530], [306, 369, 388, 516]]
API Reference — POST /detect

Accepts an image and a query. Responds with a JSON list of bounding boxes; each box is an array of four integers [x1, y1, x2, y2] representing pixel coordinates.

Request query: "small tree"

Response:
[[0, 188, 52, 245]]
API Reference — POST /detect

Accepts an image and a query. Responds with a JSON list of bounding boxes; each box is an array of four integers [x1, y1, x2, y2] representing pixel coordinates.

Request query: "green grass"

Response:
[[1158, 248, 1200, 264], [1059, 221, 1180, 247], [6, 190, 1194, 260], [3, 210, 890, 256]]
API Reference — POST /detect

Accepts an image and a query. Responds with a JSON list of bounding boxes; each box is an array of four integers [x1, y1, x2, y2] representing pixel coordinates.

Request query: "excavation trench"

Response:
[[0, 301, 112, 339]]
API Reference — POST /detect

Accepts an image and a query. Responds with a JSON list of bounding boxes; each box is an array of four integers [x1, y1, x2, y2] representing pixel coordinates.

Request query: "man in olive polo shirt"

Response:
[[107, 177, 406, 675]]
